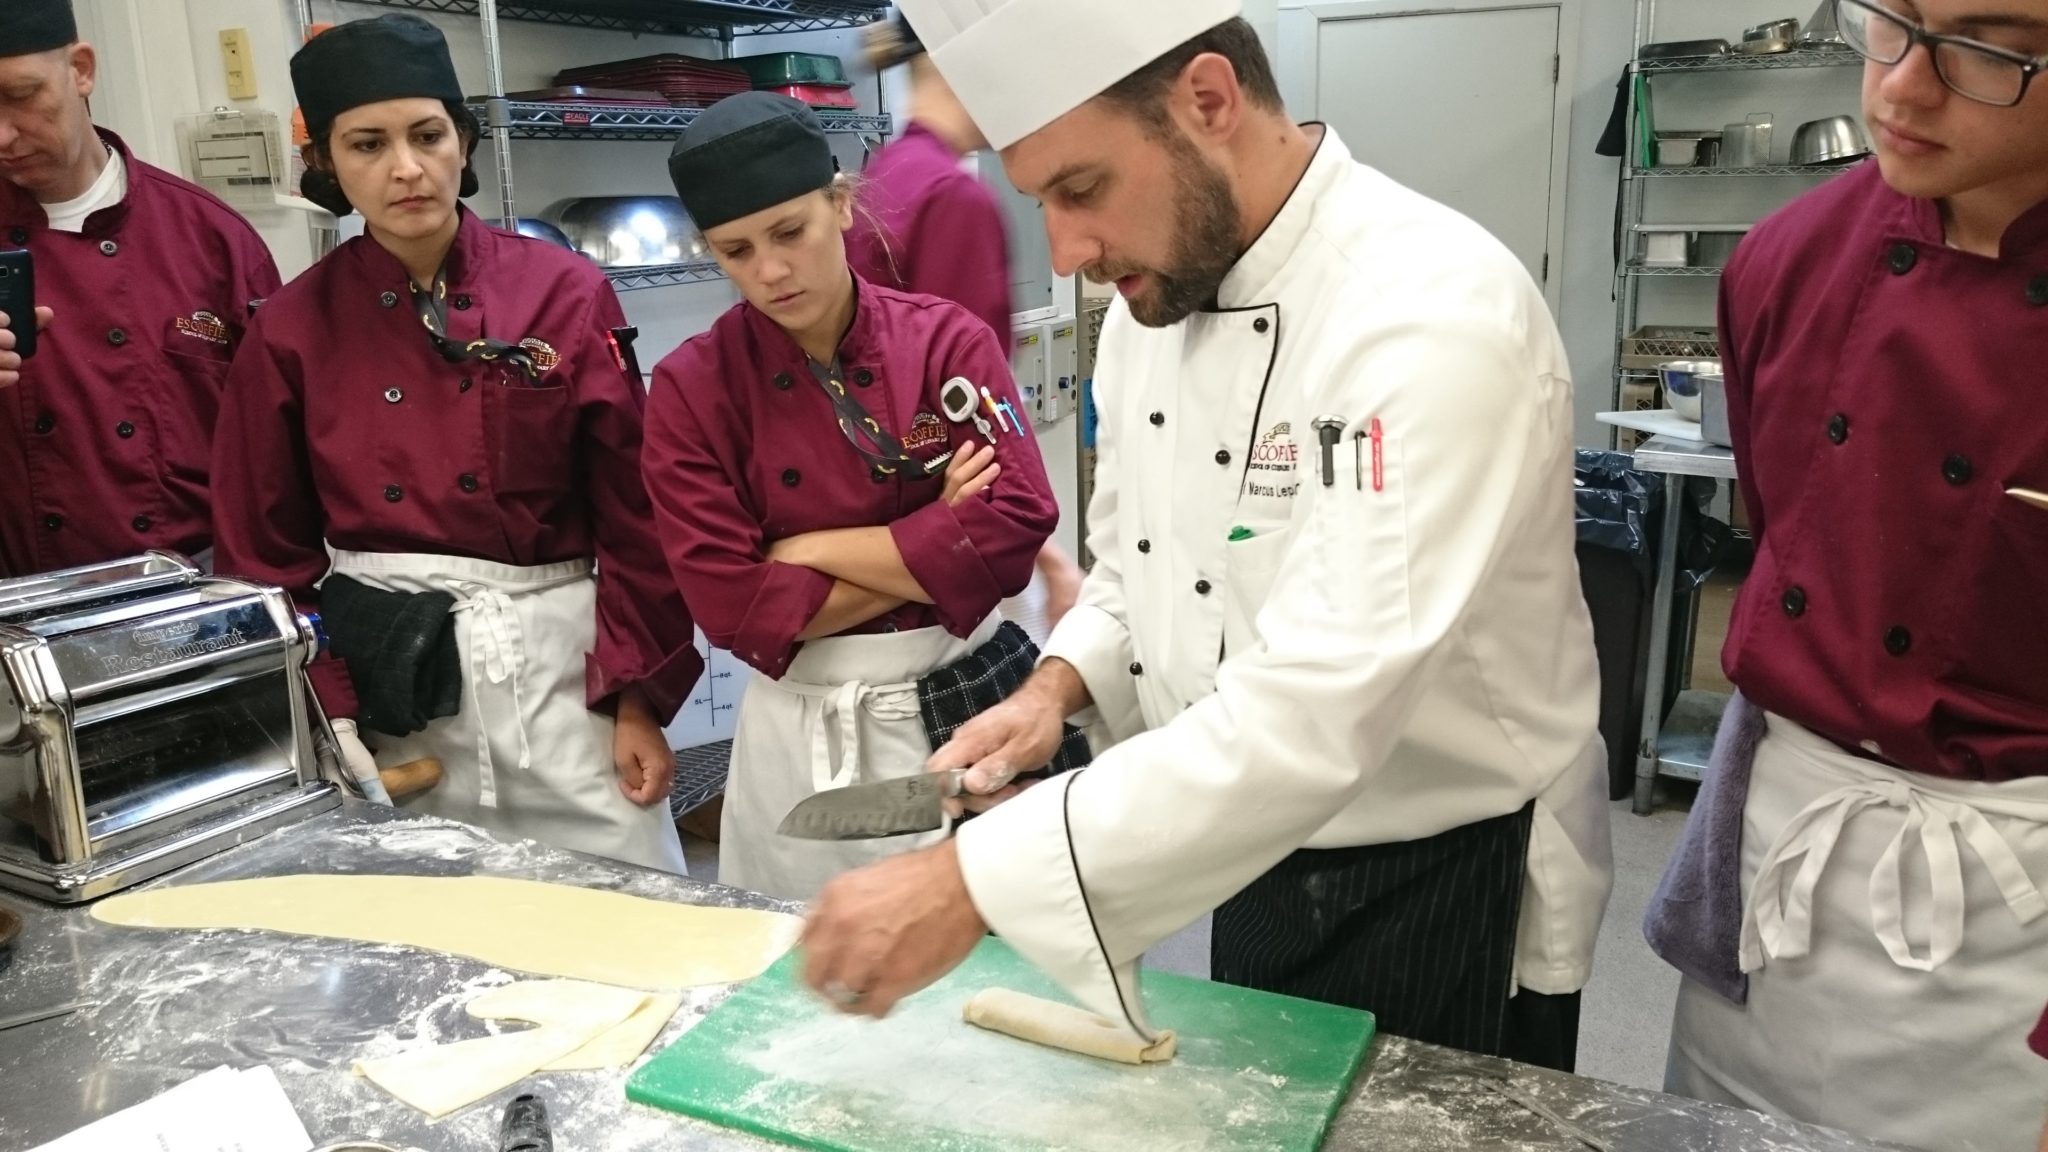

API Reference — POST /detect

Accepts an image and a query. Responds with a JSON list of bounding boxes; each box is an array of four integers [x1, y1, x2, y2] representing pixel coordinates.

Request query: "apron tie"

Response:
[[1742, 779, 2048, 974], [788, 676, 922, 794], [452, 583, 535, 808]]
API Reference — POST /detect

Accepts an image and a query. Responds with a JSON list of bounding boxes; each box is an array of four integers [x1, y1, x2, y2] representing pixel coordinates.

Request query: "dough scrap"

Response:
[[466, 979, 682, 1070], [355, 982, 651, 1117], [355, 1020, 620, 1118], [962, 988, 1178, 1065], [92, 875, 800, 990]]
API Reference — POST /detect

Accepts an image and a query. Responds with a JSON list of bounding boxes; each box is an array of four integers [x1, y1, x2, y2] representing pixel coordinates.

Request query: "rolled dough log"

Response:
[[91, 875, 800, 990], [962, 988, 1178, 1064], [466, 979, 682, 1070]]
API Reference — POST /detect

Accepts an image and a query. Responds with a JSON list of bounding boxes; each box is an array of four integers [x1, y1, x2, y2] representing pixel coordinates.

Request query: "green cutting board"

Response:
[[628, 937, 1376, 1152]]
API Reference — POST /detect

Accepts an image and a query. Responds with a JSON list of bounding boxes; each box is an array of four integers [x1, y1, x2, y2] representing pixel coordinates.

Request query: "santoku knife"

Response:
[[777, 770, 968, 841]]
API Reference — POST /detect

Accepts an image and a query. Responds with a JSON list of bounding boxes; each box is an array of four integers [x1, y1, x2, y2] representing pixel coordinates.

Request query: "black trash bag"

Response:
[[1573, 451, 1732, 799], [1575, 450, 1732, 586], [1673, 475, 1735, 594], [1574, 449, 1660, 564]]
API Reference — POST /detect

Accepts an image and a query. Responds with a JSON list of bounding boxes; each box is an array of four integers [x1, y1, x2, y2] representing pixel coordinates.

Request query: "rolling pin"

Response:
[[378, 757, 443, 801]]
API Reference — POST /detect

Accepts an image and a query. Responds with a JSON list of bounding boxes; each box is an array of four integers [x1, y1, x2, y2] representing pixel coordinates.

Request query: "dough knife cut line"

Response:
[[1481, 1078, 1615, 1152], [776, 769, 968, 840], [0, 998, 96, 1032]]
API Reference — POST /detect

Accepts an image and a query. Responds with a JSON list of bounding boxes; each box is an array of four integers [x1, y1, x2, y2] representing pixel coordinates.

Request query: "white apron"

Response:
[[721, 614, 1000, 902], [332, 551, 687, 875], [1668, 714, 2048, 1152]]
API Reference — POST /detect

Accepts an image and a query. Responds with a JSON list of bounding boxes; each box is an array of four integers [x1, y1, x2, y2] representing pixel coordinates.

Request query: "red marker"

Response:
[[1369, 418, 1384, 493]]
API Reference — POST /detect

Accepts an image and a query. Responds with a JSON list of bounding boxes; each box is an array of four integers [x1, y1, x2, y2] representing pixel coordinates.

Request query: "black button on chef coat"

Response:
[[1783, 586, 1808, 618]]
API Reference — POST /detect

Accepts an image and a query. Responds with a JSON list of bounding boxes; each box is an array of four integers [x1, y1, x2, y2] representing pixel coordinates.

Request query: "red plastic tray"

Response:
[[758, 84, 858, 110]]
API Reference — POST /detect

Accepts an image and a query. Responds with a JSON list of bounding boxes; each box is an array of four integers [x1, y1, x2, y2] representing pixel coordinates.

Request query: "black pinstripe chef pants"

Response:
[[1212, 802, 1577, 1068]]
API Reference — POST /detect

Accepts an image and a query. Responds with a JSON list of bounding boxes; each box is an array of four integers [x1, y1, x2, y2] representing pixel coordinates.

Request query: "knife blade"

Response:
[[777, 770, 967, 841]]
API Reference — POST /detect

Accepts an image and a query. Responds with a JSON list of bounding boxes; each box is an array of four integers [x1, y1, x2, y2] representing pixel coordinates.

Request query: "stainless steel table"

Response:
[[0, 805, 1901, 1152], [1630, 434, 1739, 815]]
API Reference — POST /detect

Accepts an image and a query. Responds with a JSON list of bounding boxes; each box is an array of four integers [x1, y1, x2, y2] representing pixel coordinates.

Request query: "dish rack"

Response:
[[1620, 326, 1720, 371]]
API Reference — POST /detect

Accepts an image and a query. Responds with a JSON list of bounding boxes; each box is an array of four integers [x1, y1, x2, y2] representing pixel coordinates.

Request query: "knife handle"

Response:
[[938, 768, 970, 798]]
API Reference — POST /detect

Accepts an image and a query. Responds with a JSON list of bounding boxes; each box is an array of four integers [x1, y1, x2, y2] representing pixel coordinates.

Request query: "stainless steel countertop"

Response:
[[0, 805, 1903, 1152], [1633, 434, 1740, 481]]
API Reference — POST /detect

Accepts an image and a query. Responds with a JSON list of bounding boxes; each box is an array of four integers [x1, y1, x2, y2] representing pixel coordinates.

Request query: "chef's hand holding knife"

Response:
[[0, 308, 53, 387], [922, 669, 1070, 816], [802, 661, 1090, 1017]]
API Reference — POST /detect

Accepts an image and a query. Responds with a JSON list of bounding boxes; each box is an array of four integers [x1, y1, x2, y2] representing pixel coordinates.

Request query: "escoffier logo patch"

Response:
[[903, 411, 948, 451], [518, 337, 561, 373], [174, 310, 229, 346], [1246, 421, 1299, 500]]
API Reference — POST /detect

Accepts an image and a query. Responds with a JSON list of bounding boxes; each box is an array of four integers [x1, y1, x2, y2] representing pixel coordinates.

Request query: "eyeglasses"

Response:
[[1836, 0, 2048, 107]]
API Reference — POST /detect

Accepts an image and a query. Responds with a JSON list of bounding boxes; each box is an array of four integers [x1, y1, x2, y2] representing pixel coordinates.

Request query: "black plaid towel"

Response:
[[320, 574, 463, 738], [916, 621, 1092, 778]]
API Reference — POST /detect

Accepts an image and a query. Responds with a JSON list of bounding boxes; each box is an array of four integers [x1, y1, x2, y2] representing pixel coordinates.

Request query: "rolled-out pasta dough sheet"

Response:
[[92, 875, 801, 990], [962, 988, 1179, 1064]]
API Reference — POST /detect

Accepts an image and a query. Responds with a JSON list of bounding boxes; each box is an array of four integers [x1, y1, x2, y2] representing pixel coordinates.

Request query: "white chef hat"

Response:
[[895, 0, 1244, 151]]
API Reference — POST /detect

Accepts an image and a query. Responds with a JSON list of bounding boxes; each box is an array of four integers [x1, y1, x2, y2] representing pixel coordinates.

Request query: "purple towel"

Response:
[[1642, 691, 1766, 1004]]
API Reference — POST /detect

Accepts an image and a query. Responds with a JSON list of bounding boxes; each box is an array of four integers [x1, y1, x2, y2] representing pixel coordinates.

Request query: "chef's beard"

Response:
[[1086, 133, 1242, 328]]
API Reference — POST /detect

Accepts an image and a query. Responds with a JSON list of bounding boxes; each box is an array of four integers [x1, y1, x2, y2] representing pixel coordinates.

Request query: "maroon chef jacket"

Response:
[[210, 208, 700, 724], [1720, 161, 2048, 782], [0, 129, 281, 576], [845, 122, 1013, 342], [644, 277, 1056, 681]]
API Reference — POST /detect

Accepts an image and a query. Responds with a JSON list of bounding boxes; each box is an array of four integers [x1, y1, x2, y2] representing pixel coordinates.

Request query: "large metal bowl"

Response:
[[512, 217, 575, 251], [542, 196, 709, 268], [1744, 17, 1802, 42], [1791, 115, 1872, 165]]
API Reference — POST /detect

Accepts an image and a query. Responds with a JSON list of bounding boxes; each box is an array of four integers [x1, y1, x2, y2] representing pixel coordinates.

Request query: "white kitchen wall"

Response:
[[76, 0, 324, 278], [1277, 0, 1862, 445]]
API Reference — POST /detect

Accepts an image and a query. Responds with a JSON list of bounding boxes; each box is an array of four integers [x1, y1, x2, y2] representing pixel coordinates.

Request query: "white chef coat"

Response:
[[954, 127, 1614, 1036]]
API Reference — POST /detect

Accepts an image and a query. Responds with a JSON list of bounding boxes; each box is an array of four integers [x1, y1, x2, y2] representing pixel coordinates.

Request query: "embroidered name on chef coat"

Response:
[[174, 310, 229, 346], [1245, 421, 1300, 500]]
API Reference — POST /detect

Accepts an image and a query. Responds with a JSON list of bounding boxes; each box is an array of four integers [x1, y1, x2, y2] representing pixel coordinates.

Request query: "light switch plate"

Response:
[[220, 28, 257, 100]]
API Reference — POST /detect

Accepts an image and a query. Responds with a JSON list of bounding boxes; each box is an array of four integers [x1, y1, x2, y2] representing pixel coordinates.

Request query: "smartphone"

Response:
[[0, 249, 34, 360]]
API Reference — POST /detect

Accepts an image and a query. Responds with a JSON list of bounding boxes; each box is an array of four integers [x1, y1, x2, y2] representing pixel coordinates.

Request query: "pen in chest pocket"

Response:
[[1350, 419, 1384, 492]]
